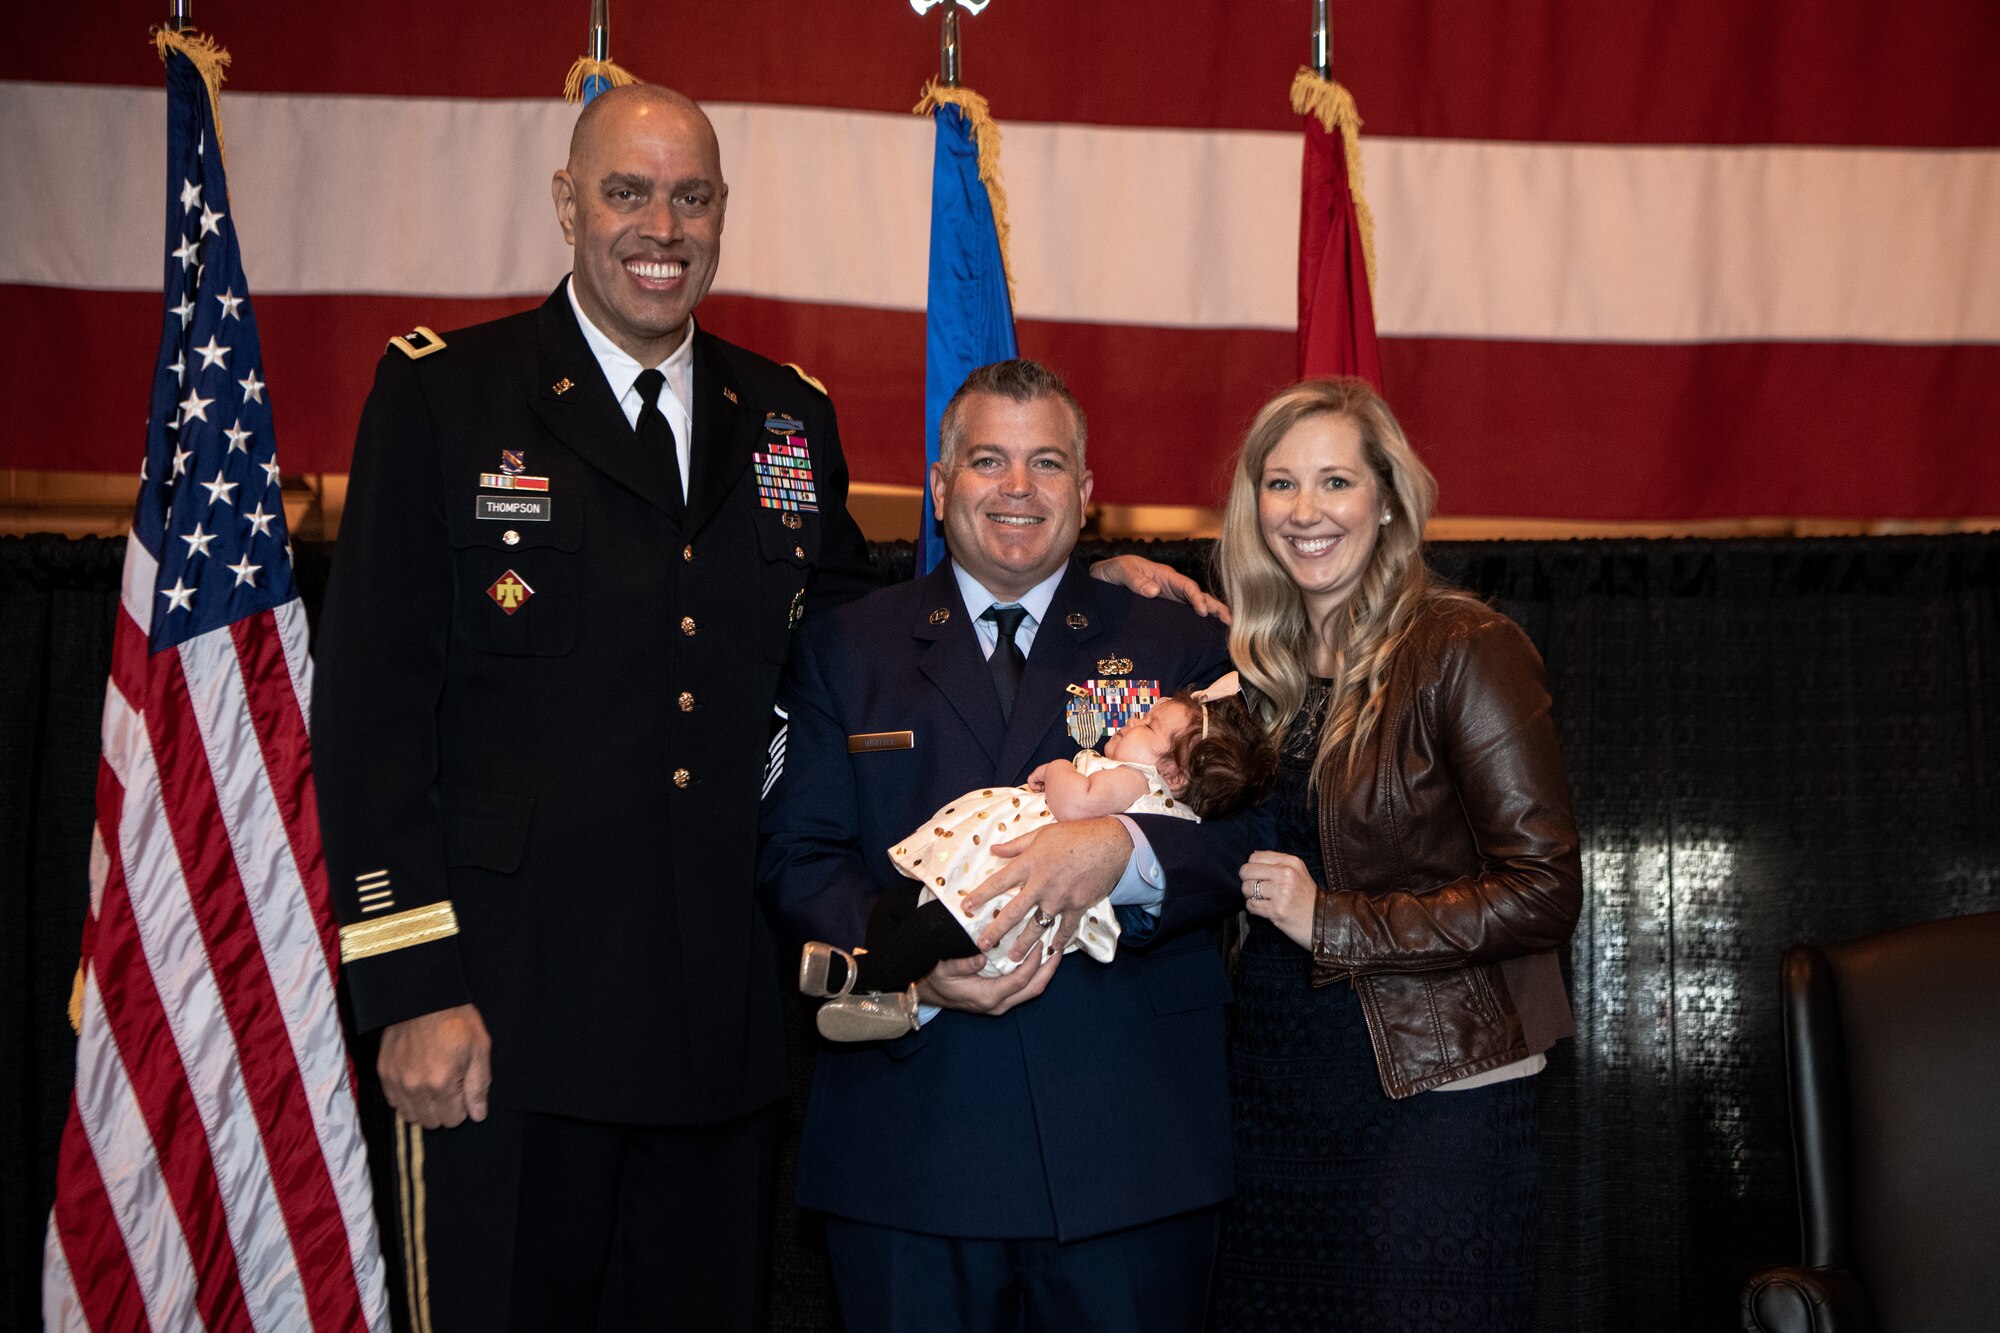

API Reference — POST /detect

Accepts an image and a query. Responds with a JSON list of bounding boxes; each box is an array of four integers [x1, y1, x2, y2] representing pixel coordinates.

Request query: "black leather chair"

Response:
[[1741, 910, 2000, 1333]]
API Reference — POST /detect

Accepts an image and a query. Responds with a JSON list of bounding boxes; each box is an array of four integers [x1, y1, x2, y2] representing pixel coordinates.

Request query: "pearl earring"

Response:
[[1379, 512, 1393, 526]]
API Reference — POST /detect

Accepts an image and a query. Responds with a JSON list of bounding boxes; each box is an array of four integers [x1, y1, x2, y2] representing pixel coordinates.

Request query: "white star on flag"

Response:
[[196, 337, 232, 370], [180, 522, 217, 558], [179, 388, 214, 424], [169, 353, 186, 383], [243, 503, 278, 539], [260, 458, 283, 486], [173, 295, 196, 326], [239, 370, 266, 403], [201, 469, 238, 508], [216, 288, 243, 320], [160, 577, 196, 612], [225, 420, 253, 452], [179, 178, 201, 212], [226, 554, 262, 587], [173, 236, 199, 268], [172, 444, 192, 476], [199, 204, 226, 237]]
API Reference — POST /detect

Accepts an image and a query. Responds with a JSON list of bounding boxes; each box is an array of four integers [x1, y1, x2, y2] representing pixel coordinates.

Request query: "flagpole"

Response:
[[1311, 0, 1330, 80], [565, 0, 638, 104], [169, 0, 191, 31], [940, 0, 962, 87]]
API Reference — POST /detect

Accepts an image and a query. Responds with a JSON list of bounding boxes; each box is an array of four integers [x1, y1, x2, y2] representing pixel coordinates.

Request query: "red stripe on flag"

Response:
[[10, 286, 1999, 519], [4, 1, 1992, 146], [51, 1091, 151, 1333], [79, 745, 256, 1331], [145, 643, 367, 1331], [109, 585, 153, 703], [230, 613, 341, 972]]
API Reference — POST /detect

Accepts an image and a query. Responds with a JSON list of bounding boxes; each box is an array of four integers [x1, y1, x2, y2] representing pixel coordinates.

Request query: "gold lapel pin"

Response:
[[551, 377, 575, 396], [929, 608, 951, 625], [723, 386, 739, 404], [1066, 613, 1089, 629]]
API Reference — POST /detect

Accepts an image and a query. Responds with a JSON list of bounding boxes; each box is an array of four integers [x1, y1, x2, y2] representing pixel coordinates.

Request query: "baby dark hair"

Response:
[[1163, 688, 1278, 820]]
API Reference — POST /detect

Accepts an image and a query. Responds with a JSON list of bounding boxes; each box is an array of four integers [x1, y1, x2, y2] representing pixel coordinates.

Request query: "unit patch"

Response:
[[488, 570, 534, 614], [753, 438, 819, 512]]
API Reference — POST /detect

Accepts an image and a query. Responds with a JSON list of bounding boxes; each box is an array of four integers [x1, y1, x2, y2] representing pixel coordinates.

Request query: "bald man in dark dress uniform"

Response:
[[312, 86, 878, 1330]]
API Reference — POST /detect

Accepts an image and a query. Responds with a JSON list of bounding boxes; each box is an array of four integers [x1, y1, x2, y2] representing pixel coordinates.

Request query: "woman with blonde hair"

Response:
[[1210, 378, 1582, 1332]]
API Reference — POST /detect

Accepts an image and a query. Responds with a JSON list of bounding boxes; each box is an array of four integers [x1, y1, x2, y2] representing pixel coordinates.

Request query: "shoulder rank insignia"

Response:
[[388, 325, 447, 360], [783, 362, 829, 396]]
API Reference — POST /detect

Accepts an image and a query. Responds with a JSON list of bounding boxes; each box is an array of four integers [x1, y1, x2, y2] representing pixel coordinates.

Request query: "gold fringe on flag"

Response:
[[68, 963, 84, 1035], [152, 26, 233, 167], [914, 78, 1016, 304], [563, 58, 640, 104], [1290, 67, 1377, 299]]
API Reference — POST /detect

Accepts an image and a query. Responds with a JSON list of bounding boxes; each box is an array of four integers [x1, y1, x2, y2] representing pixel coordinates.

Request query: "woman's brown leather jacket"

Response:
[[1308, 592, 1582, 1098]]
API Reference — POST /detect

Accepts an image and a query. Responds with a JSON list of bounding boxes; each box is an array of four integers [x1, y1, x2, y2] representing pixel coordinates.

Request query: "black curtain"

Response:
[[5, 533, 1997, 1333]]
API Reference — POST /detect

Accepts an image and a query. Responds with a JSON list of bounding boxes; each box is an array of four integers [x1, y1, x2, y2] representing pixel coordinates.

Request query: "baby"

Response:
[[800, 684, 1275, 1040]]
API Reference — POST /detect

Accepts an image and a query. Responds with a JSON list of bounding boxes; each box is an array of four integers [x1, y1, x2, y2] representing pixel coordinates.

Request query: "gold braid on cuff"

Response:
[[340, 901, 460, 963]]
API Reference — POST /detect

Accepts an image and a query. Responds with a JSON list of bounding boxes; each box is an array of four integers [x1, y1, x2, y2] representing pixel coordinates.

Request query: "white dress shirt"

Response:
[[566, 277, 694, 501]]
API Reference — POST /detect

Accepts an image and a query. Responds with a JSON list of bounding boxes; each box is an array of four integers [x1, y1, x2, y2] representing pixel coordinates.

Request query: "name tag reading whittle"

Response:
[[476, 495, 551, 522], [847, 730, 914, 754]]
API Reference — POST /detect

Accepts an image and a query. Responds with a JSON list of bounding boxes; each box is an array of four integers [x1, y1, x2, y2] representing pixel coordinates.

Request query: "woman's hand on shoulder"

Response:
[[1089, 554, 1232, 623], [1240, 850, 1318, 950]]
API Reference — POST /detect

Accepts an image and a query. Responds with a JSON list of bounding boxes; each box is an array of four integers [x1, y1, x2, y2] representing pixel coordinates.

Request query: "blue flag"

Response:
[[921, 103, 1018, 575], [138, 49, 300, 649]]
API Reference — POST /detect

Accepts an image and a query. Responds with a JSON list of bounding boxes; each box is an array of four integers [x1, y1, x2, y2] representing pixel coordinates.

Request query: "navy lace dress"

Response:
[[1212, 685, 1540, 1333]]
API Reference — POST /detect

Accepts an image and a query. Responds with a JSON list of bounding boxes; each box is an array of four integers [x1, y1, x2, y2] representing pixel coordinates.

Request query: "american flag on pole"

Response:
[[41, 35, 389, 1332]]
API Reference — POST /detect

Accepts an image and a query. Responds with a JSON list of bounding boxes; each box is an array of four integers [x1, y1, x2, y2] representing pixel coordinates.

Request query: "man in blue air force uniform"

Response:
[[759, 360, 1252, 1332]]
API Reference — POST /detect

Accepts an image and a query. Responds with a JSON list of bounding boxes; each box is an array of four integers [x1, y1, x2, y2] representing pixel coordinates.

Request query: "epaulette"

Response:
[[388, 325, 448, 360], [783, 362, 828, 396]]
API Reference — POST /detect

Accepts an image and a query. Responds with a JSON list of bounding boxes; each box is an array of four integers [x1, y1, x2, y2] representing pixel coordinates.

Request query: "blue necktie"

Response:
[[981, 604, 1028, 724]]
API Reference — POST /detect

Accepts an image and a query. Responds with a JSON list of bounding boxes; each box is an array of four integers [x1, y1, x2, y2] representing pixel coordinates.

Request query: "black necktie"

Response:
[[982, 604, 1029, 724], [633, 368, 685, 522]]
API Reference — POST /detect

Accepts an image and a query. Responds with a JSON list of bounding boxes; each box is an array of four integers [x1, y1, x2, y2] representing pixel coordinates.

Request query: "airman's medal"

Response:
[[488, 570, 534, 615], [1066, 692, 1106, 751]]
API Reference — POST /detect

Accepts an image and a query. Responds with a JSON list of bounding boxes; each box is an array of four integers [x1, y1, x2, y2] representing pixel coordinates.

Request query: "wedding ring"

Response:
[[1031, 908, 1056, 929], [1249, 880, 1266, 901]]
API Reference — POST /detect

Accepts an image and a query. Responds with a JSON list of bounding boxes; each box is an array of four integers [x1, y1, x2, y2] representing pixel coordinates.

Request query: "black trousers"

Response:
[[387, 1101, 783, 1332], [823, 1207, 1222, 1333]]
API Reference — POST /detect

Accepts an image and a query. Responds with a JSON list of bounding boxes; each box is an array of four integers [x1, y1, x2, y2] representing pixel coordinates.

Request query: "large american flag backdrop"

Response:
[[1, 0, 1996, 520], [40, 45, 388, 1333]]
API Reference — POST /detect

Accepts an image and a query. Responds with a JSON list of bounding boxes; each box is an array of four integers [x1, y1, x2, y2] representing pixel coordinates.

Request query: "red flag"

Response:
[[1295, 70, 1383, 387]]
